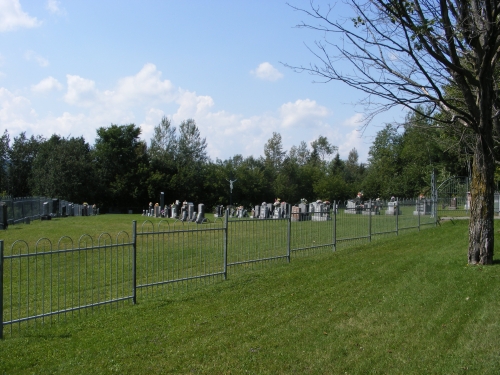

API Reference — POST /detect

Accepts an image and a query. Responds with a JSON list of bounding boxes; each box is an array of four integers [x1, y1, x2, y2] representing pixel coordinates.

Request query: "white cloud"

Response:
[[64, 74, 98, 106], [46, 0, 65, 15], [31, 76, 63, 93], [113, 63, 175, 105], [0, 87, 37, 136], [250, 62, 283, 81], [0, 0, 41, 32], [0, 64, 371, 163], [173, 89, 214, 123], [279, 99, 329, 128], [25, 50, 49, 67], [336, 128, 372, 162], [343, 113, 364, 127]]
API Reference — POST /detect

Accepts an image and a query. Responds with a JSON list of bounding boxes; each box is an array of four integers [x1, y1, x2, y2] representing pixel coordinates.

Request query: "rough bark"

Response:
[[469, 137, 495, 264]]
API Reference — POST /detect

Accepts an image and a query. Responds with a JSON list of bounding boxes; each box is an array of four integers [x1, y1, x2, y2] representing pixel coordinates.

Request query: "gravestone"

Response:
[[254, 205, 260, 219], [413, 199, 432, 215], [385, 201, 401, 215], [450, 197, 457, 210], [163, 205, 169, 218], [273, 206, 282, 219], [259, 204, 269, 219], [41, 202, 51, 220], [196, 203, 206, 224], [291, 206, 301, 222], [188, 203, 194, 220], [311, 202, 328, 221], [160, 192, 165, 210], [0, 203, 8, 230], [298, 203, 308, 220], [181, 209, 188, 221], [281, 202, 291, 219], [214, 205, 224, 217], [52, 199, 59, 216], [171, 205, 177, 219], [191, 211, 197, 222], [61, 205, 67, 217], [154, 205, 161, 218]]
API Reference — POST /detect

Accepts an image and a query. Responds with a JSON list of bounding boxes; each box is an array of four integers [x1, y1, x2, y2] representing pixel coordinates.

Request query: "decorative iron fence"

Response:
[[0, 199, 437, 339]]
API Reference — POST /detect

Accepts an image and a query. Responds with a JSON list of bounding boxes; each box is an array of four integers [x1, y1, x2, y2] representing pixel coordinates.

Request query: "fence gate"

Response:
[[436, 176, 470, 214]]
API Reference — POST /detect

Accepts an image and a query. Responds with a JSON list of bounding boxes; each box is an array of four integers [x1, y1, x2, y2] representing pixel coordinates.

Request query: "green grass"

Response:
[[1, 220, 499, 374]]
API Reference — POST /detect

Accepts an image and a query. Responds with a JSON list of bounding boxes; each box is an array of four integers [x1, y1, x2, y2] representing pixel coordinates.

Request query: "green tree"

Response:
[[93, 124, 149, 210], [264, 132, 286, 172], [171, 119, 208, 202], [8, 132, 43, 197], [311, 135, 336, 164], [362, 125, 404, 199], [289, 0, 500, 264], [31, 135, 95, 203], [147, 116, 178, 201]]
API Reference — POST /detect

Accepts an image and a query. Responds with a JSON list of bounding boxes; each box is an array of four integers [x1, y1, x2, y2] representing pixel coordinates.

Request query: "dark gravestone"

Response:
[[0, 203, 8, 229], [52, 199, 59, 216], [181, 210, 188, 221], [41, 202, 51, 220], [188, 203, 194, 220], [299, 203, 308, 220], [160, 192, 165, 210]]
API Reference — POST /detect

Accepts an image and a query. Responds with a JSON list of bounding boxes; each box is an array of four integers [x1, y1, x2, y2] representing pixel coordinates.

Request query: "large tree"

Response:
[[8, 132, 43, 197], [93, 124, 149, 210], [289, 0, 500, 264], [31, 135, 95, 203]]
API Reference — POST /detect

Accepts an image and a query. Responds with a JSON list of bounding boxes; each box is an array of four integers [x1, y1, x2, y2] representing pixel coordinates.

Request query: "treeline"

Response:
[[0, 109, 469, 212]]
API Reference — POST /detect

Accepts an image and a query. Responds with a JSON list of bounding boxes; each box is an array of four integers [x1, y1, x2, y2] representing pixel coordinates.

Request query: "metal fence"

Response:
[[0, 196, 98, 225], [0, 198, 438, 338]]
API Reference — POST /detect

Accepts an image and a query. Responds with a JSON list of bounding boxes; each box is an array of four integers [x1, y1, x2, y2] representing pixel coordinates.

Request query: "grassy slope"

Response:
[[1, 220, 500, 374]]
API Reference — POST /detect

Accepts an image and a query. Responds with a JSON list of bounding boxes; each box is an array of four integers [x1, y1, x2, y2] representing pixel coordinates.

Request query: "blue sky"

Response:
[[0, 0, 406, 162]]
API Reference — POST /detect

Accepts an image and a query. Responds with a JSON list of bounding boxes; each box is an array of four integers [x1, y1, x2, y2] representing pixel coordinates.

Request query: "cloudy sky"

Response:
[[0, 0, 406, 162]]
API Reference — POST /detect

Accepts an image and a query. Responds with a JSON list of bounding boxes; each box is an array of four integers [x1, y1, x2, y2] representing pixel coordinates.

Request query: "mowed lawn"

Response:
[[1, 219, 500, 374]]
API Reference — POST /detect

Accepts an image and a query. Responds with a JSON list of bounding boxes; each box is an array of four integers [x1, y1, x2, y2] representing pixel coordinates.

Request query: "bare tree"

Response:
[[287, 0, 500, 264]]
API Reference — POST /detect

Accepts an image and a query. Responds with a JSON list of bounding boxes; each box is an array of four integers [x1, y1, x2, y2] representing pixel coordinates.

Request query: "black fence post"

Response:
[[132, 221, 137, 304], [418, 199, 421, 231], [333, 201, 337, 252], [369, 199, 372, 242], [224, 209, 228, 280], [0, 240, 3, 340], [396, 199, 399, 235], [287, 216, 291, 263]]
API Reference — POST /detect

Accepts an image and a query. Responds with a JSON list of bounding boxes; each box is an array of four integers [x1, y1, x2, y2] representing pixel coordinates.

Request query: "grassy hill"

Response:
[[1, 220, 499, 374]]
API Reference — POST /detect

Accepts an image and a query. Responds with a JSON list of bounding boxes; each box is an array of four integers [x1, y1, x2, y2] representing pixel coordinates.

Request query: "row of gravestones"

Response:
[[40, 201, 98, 220], [143, 200, 206, 224], [212, 202, 331, 222], [344, 199, 433, 215]]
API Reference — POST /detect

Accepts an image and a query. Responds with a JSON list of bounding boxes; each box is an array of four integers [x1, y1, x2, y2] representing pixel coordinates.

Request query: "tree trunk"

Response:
[[468, 135, 495, 265]]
